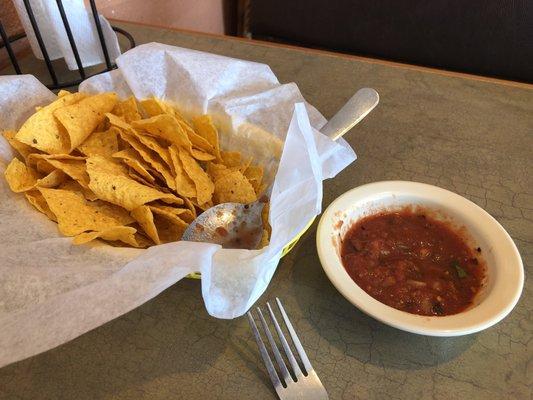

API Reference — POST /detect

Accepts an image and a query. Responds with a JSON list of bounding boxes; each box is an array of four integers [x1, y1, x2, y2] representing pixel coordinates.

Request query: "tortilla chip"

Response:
[[148, 204, 195, 223], [135, 133, 173, 170], [86, 155, 182, 211], [221, 151, 242, 168], [112, 97, 141, 123], [213, 170, 257, 204], [28, 154, 90, 189], [154, 214, 187, 243], [259, 229, 269, 249], [191, 148, 216, 161], [3, 130, 37, 161], [131, 205, 160, 244], [106, 112, 135, 133], [39, 187, 134, 236], [180, 121, 214, 154], [128, 170, 158, 188], [169, 145, 196, 198], [25, 190, 57, 221], [178, 148, 214, 205], [262, 202, 271, 237], [192, 115, 221, 161], [207, 162, 230, 181], [58, 179, 98, 201], [244, 165, 264, 193], [182, 196, 197, 219], [140, 98, 166, 117], [4, 158, 39, 192], [77, 127, 119, 157], [113, 148, 155, 183], [73, 226, 138, 247], [16, 92, 86, 154], [118, 131, 176, 190], [131, 114, 192, 150], [54, 92, 118, 150]]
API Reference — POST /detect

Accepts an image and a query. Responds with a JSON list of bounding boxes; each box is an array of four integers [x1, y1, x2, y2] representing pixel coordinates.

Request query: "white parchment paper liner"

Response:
[[12, 0, 120, 70], [0, 43, 356, 367]]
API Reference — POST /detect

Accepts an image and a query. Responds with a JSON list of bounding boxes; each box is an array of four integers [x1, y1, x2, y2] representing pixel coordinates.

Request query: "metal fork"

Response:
[[247, 298, 329, 400]]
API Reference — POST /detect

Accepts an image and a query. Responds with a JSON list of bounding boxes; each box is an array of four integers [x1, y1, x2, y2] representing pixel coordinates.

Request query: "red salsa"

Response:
[[340, 208, 486, 316]]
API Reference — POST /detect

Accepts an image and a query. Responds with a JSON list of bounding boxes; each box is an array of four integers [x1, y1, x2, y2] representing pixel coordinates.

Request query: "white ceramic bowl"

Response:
[[316, 181, 524, 336]]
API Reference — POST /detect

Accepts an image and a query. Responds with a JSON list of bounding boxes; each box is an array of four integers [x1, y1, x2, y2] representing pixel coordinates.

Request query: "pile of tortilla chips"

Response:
[[3, 91, 269, 248]]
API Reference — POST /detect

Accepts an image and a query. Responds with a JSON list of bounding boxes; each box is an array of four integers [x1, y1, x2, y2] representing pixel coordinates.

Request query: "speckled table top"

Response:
[[1, 21, 532, 400]]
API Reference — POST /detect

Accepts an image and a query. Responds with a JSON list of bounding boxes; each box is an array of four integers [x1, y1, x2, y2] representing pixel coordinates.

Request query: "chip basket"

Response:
[[187, 216, 316, 279]]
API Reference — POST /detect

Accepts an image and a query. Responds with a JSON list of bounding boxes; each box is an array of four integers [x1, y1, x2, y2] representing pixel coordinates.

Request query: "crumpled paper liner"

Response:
[[12, 0, 120, 70], [0, 42, 356, 367]]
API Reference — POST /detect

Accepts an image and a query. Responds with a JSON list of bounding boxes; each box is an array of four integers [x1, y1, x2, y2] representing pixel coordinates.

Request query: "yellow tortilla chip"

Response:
[[131, 205, 160, 244], [57, 90, 71, 98], [106, 112, 134, 133], [16, 92, 86, 154], [169, 145, 196, 198], [191, 148, 216, 161], [58, 179, 98, 201], [54, 92, 118, 151], [3, 130, 36, 161], [39, 187, 134, 236], [29, 154, 90, 189], [128, 170, 158, 188], [221, 151, 242, 168], [192, 115, 221, 160], [259, 229, 269, 249], [182, 196, 197, 219], [73, 226, 138, 247], [131, 114, 193, 151], [262, 202, 271, 237], [180, 121, 214, 154], [139, 97, 186, 120], [4, 158, 39, 192], [243, 165, 264, 193], [140, 98, 166, 117], [112, 96, 141, 123], [4, 158, 65, 192], [135, 133, 173, 170], [207, 162, 231, 181], [113, 148, 155, 183], [178, 148, 214, 205], [117, 131, 176, 190], [154, 214, 187, 243], [77, 127, 119, 157], [86, 155, 182, 211], [148, 204, 195, 223], [213, 170, 257, 204], [25, 190, 57, 221]]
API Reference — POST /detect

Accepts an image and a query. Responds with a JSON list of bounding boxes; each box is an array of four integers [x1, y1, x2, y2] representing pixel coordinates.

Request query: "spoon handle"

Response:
[[319, 88, 379, 141]]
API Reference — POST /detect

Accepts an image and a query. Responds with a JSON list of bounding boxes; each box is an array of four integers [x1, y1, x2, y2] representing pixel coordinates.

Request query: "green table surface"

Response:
[[1, 21, 532, 400]]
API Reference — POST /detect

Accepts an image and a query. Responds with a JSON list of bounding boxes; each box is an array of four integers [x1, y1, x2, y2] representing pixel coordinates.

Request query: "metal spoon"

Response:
[[182, 88, 379, 249]]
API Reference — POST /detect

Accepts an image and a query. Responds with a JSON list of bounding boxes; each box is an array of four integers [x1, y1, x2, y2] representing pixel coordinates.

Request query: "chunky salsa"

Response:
[[340, 208, 486, 316]]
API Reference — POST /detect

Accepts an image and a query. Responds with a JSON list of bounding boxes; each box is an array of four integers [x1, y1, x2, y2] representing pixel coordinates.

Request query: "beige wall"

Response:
[[93, 0, 225, 34], [0, 0, 226, 71]]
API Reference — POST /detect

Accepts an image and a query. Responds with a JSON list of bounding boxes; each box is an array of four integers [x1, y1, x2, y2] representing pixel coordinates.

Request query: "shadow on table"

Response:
[[0, 279, 227, 399], [289, 228, 477, 371]]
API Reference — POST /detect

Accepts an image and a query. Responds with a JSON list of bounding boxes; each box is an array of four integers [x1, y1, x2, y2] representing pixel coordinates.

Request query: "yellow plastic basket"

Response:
[[187, 217, 316, 279]]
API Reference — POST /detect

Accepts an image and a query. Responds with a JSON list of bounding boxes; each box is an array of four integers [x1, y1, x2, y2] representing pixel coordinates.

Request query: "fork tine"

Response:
[[257, 307, 293, 385], [266, 301, 303, 377], [247, 311, 282, 389], [276, 298, 313, 373]]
